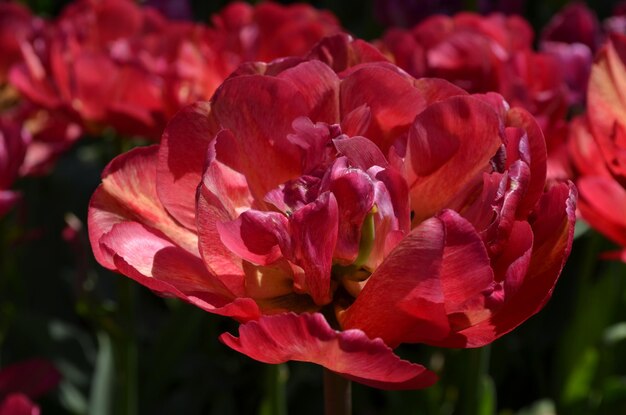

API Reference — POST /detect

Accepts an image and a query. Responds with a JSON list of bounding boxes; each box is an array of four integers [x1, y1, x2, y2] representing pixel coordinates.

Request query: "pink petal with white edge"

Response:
[[101, 221, 259, 322], [197, 147, 254, 297], [220, 312, 437, 390], [88, 146, 198, 270]]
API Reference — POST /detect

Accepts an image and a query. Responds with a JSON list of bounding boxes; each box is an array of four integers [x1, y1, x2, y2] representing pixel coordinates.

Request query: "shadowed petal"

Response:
[[340, 65, 428, 154], [407, 96, 503, 223], [341, 210, 494, 347], [197, 148, 253, 297], [217, 210, 291, 266], [456, 182, 576, 347], [220, 312, 437, 390], [277, 60, 340, 123], [290, 192, 338, 305], [157, 101, 218, 230], [101, 221, 259, 321], [210, 74, 309, 199]]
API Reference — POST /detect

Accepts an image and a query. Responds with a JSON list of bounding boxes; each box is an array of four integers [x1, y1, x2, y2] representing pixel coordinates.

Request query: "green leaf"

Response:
[[88, 331, 114, 415]]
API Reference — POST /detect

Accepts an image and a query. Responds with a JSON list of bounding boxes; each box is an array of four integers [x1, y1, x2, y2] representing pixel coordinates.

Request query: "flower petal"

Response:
[[219, 312, 437, 390], [277, 60, 340, 123], [339, 65, 427, 154], [578, 176, 626, 247], [217, 210, 291, 266], [157, 101, 218, 230], [290, 192, 338, 305], [196, 147, 253, 297], [210, 74, 309, 199], [458, 182, 576, 347], [100, 221, 259, 321], [341, 210, 495, 347], [406, 96, 503, 223], [88, 146, 198, 270]]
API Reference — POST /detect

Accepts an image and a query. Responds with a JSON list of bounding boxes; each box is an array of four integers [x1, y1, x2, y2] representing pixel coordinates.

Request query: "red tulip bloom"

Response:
[[0, 358, 60, 415], [572, 34, 626, 261], [0, 3, 39, 84], [378, 13, 570, 182], [211, 1, 342, 63], [539, 3, 601, 107], [89, 38, 575, 389], [9, 1, 344, 140], [0, 117, 28, 217]]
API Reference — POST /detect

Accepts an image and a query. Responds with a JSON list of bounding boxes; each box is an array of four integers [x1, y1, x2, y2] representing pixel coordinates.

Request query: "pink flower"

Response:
[[0, 117, 28, 217], [378, 13, 570, 181], [0, 359, 60, 415], [8, 1, 344, 140], [570, 34, 626, 262], [211, 1, 342, 63], [89, 37, 575, 389]]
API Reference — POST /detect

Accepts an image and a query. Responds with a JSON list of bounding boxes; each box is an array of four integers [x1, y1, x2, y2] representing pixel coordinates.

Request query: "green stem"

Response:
[[259, 364, 288, 415], [462, 345, 491, 415], [324, 369, 352, 415], [117, 278, 138, 415]]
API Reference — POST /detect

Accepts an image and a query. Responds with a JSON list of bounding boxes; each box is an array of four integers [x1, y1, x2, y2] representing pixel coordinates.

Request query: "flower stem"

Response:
[[323, 369, 352, 415], [117, 278, 138, 415], [259, 364, 288, 415], [462, 345, 492, 415]]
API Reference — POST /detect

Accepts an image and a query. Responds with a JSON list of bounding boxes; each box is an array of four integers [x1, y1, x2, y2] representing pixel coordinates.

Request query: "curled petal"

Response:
[[217, 210, 291, 266], [220, 312, 437, 390], [211, 74, 308, 199], [88, 146, 198, 269], [340, 65, 428, 154], [457, 182, 576, 347], [290, 192, 338, 305], [325, 160, 376, 263], [101, 221, 259, 321], [333, 135, 388, 170], [196, 151, 253, 297], [341, 210, 495, 347], [505, 108, 548, 217], [157, 101, 217, 230], [407, 96, 503, 223]]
